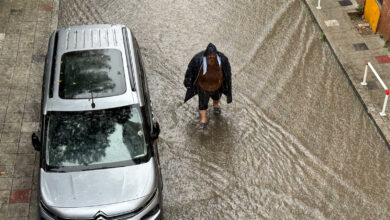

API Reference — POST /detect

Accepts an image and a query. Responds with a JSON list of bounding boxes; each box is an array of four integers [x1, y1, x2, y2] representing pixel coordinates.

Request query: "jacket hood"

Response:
[[203, 43, 217, 56]]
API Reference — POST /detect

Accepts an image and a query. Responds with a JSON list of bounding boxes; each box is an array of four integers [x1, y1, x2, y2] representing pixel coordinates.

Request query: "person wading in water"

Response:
[[184, 43, 232, 128]]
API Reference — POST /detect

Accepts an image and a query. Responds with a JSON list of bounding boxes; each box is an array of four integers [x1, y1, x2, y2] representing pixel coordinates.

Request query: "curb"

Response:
[[302, 0, 390, 150]]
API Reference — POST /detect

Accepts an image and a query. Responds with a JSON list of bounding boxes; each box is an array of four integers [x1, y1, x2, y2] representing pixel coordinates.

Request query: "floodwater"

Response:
[[59, 0, 390, 219]]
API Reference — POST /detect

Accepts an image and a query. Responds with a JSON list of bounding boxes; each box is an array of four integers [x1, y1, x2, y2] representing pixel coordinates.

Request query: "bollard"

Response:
[[317, 0, 322, 9], [361, 62, 389, 117], [361, 62, 368, 85], [380, 90, 389, 116]]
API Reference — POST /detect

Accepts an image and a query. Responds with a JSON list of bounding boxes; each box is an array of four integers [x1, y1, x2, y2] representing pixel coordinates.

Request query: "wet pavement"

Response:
[[0, 0, 59, 218], [305, 0, 390, 150], [0, 0, 390, 219]]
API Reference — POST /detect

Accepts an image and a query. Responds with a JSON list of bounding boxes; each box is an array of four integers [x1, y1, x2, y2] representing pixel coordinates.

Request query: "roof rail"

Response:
[[122, 27, 136, 91], [49, 32, 59, 98]]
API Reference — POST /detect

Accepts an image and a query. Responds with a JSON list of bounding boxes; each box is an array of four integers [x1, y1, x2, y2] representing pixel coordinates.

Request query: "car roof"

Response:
[[42, 24, 142, 113]]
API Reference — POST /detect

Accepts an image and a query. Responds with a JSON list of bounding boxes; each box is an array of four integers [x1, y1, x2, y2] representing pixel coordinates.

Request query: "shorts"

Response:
[[198, 87, 221, 110]]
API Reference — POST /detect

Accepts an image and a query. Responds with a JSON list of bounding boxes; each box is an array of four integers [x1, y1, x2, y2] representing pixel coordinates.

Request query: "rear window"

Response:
[[59, 49, 126, 99]]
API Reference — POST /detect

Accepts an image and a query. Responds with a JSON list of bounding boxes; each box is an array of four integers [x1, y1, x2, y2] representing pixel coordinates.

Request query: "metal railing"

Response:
[[361, 62, 389, 116]]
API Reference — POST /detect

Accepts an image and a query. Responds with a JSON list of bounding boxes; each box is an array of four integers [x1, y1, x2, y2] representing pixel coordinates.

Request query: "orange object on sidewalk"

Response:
[[364, 0, 381, 32]]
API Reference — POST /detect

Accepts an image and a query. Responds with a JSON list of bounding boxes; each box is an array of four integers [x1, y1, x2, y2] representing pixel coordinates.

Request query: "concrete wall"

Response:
[[377, 0, 390, 39]]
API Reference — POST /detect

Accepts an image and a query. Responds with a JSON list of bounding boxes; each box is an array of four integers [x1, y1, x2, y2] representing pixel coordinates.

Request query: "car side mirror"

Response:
[[31, 133, 41, 151], [150, 122, 160, 141]]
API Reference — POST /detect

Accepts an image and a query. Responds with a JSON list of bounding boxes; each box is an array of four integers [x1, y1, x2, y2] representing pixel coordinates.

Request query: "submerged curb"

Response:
[[302, 0, 390, 150]]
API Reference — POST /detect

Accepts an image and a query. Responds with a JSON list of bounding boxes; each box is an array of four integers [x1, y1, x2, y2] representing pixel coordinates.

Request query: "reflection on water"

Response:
[[59, 0, 390, 218]]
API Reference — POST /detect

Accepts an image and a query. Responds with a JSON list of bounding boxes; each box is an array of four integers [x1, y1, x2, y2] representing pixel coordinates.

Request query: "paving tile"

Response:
[[13, 66, 30, 76], [6, 101, 25, 113], [0, 166, 15, 178], [0, 113, 5, 124], [16, 54, 33, 67], [375, 55, 390, 64], [21, 122, 38, 133], [0, 190, 10, 205], [32, 164, 39, 185], [31, 54, 45, 64], [23, 9, 38, 22], [0, 154, 17, 165], [9, 189, 30, 203], [0, 202, 8, 217], [338, 0, 352, 6], [22, 112, 39, 123], [0, 143, 19, 154], [12, 177, 32, 190], [40, 3, 53, 12], [3, 123, 22, 133], [6, 23, 22, 35], [8, 93, 26, 103], [0, 69, 13, 85], [27, 82, 42, 94], [28, 203, 39, 220], [0, 178, 12, 190], [26, 86, 41, 98], [18, 41, 34, 52], [24, 102, 39, 114], [0, 33, 5, 41], [13, 163, 33, 177], [0, 132, 20, 143], [20, 22, 36, 34], [4, 112, 23, 124], [15, 154, 35, 165], [353, 43, 368, 51], [19, 132, 31, 143], [324, 20, 340, 27], [0, 87, 11, 96], [18, 142, 35, 154], [7, 203, 29, 217], [30, 63, 44, 75]]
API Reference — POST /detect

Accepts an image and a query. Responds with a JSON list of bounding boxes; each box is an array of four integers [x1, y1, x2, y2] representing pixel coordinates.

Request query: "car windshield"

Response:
[[45, 106, 148, 170], [59, 49, 126, 99]]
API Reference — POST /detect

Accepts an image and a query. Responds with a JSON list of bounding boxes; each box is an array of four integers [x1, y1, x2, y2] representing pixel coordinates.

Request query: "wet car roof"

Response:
[[43, 24, 140, 113]]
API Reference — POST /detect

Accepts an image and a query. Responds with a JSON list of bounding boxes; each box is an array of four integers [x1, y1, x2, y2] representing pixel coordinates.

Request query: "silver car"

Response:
[[31, 24, 163, 220]]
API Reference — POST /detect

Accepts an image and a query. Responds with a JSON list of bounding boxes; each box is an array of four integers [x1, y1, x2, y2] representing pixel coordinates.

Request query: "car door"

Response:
[[133, 38, 163, 190]]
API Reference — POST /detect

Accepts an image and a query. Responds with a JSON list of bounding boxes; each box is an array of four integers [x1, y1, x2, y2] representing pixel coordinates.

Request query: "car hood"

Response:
[[40, 159, 157, 209]]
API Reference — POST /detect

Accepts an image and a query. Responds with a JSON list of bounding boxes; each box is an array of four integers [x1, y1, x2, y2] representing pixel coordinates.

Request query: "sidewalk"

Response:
[[0, 0, 58, 219], [304, 0, 390, 148]]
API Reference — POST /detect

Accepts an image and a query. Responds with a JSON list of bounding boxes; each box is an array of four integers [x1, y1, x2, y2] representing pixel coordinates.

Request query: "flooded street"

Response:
[[58, 0, 390, 219]]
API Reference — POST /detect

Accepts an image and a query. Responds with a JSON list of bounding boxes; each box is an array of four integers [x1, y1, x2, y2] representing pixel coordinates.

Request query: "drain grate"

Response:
[[339, 0, 353, 6], [10, 9, 23, 15], [367, 81, 378, 90], [353, 43, 368, 51]]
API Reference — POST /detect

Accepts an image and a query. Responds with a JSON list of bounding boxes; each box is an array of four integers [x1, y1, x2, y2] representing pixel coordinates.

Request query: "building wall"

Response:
[[357, 0, 365, 5], [377, 0, 390, 39]]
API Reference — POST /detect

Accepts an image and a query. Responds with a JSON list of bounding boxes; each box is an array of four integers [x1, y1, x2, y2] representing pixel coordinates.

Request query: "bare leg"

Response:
[[213, 99, 220, 108], [200, 110, 207, 123]]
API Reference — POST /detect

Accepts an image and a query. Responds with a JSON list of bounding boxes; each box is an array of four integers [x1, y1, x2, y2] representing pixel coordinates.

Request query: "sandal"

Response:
[[213, 107, 221, 115], [199, 122, 207, 129]]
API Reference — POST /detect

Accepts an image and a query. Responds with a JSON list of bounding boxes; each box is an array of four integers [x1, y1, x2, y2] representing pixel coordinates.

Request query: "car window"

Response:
[[45, 106, 148, 169], [59, 49, 126, 99]]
